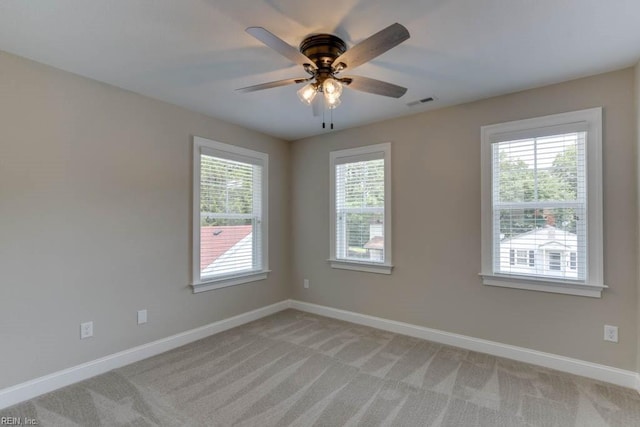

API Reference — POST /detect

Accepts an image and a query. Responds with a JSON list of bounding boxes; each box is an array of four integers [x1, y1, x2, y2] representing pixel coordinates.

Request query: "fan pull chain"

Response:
[[322, 96, 326, 128], [331, 108, 334, 130]]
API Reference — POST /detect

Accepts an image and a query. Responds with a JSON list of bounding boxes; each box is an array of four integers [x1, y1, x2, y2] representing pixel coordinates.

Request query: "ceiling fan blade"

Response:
[[333, 23, 410, 71], [246, 27, 317, 69], [342, 76, 407, 98], [236, 77, 310, 93]]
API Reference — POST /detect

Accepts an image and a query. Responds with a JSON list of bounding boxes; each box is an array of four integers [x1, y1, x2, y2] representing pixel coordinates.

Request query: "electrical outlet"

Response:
[[604, 325, 618, 343], [80, 321, 93, 339], [304, 279, 309, 289], [137, 309, 147, 325]]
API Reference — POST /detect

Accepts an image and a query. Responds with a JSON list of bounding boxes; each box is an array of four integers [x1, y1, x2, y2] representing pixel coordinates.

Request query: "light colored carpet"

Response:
[[3, 309, 640, 426]]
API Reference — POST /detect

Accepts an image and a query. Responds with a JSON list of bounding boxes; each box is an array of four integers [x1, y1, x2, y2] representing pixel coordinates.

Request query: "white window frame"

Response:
[[192, 136, 269, 293], [329, 143, 393, 274], [480, 108, 605, 298]]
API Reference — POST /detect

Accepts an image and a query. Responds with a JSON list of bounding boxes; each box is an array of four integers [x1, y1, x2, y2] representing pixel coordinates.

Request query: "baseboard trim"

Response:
[[3, 298, 637, 409], [289, 300, 639, 391], [0, 300, 290, 410]]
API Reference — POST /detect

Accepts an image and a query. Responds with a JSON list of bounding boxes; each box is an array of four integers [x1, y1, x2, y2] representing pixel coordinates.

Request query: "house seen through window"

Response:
[[481, 108, 604, 297], [495, 133, 584, 281]]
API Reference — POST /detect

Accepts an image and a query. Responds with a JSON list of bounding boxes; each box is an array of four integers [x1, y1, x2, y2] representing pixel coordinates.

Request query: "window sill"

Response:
[[480, 273, 606, 298], [328, 259, 393, 275], [192, 270, 270, 293]]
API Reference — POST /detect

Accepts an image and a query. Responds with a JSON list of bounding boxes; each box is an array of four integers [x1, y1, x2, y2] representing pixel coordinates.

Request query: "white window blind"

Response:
[[492, 131, 586, 281], [336, 158, 385, 262], [330, 143, 392, 274], [200, 155, 262, 278], [480, 108, 604, 297], [193, 137, 268, 291]]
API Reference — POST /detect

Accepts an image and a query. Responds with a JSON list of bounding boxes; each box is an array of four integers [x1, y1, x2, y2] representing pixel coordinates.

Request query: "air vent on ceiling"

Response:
[[407, 96, 436, 107]]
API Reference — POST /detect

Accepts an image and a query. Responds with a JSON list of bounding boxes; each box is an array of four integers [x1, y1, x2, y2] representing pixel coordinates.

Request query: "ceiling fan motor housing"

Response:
[[299, 34, 347, 71]]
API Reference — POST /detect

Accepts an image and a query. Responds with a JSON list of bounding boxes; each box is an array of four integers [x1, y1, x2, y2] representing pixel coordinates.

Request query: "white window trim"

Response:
[[329, 143, 393, 274], [480, 108, 605, 298], [192, 136, 269, 293]]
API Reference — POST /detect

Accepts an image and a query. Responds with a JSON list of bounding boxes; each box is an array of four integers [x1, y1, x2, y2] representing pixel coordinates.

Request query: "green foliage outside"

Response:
[[498, 144, 578, 238]]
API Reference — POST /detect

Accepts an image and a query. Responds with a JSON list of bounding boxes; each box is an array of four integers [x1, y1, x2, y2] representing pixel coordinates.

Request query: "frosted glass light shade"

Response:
[[325, 94, 341, 109], [297, 83, 317, 105], [322, 78, 343, 98]]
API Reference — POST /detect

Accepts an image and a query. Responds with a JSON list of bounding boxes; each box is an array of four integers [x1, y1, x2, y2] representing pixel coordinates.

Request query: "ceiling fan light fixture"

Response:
[[325, 93, 341, 109], [322, 78, 343, 98], [322, 78, 343, 109], [297, 83, 317, 105]]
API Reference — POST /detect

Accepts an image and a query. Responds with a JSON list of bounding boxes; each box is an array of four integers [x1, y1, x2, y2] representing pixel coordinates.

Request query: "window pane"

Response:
[[337, 212, 384, 261], [496, 139, 536, 202], [497, 206, 584, 280], [200, 155, 254, 217], [493, 131, 587, 281], [536, 134, 581, 202], [516, 250, 528, 265], [339, 159, 384, 208], [498, 207, 580, 238], [495, 132, 584, 204], [548, 252, 562, 271], [200, 220, 254, 278], [336, 158, 385, 262], [200, 154, 261, 279]]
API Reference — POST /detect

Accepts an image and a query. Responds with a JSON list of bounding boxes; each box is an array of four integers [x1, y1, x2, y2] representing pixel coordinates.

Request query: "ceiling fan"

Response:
[[237, 23, 410, 114]]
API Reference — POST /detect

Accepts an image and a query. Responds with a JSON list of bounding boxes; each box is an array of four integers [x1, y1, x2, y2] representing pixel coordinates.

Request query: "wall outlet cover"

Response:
[[604, 325, 618, 343], [80, 321, 93, 339]]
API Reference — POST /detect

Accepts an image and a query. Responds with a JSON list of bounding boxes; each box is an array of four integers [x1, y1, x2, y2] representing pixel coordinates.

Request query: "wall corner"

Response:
[[635, 61, 640, 377]]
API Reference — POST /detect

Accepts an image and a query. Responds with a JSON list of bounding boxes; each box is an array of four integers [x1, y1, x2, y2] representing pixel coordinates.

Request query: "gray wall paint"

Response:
[[0, 51, 291, 389], [291, 68, 638, 371]]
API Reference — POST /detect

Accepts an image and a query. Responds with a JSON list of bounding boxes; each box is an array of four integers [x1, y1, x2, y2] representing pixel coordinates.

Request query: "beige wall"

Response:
[[1, 48, 638, 392], [0, 51, 291, 389], [291, 68, 638, 371]]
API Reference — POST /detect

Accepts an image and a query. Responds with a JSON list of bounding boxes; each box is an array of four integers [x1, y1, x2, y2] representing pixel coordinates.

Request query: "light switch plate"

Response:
[[137, 309, 147, 325]]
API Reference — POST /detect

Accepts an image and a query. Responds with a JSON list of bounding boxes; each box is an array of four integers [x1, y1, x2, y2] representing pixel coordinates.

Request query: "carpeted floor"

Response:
[[3, 309, 640, 426]]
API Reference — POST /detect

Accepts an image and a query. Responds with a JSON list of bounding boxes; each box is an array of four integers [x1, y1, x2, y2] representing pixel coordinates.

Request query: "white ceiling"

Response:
[[1, 0, 640, 141]]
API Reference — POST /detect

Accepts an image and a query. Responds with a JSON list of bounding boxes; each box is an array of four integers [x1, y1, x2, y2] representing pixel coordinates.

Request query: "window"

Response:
[[515, 250, 528, 266], [570, 252, 577, 270], [547, 252, 562, 271], [330, 143, 392, 274], [480, 108, 604, 297], [192, 137, 268, 292]]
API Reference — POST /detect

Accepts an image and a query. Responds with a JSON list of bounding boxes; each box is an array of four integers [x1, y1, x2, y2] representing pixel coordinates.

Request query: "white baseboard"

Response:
[[2, 298, 638, 409], [0, 300, 290, 410], [289, 300, 639, 391]]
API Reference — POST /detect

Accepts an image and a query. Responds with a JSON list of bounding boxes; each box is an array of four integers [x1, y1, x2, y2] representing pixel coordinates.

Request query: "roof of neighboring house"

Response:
[[200, 225, 252, 271], [501, 226, 577, 250], [364, 236, 384, 250]]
